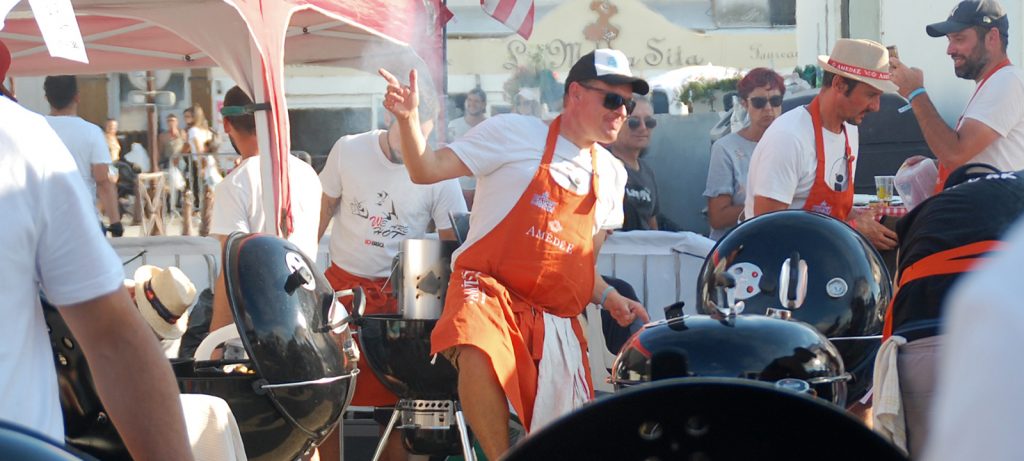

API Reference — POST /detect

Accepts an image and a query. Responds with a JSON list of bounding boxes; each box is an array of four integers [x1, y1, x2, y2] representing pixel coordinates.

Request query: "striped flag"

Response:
[[481, 0, 535, 39]]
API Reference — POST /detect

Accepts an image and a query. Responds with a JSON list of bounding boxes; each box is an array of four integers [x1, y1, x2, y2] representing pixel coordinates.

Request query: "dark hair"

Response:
[[467, 87, 487, 105], [223, 86, 256, 135], [737, 68, 786, 99], [43, 75, 77, 110], [972, 24, 1009, 53], [822, 71, 860, 97]]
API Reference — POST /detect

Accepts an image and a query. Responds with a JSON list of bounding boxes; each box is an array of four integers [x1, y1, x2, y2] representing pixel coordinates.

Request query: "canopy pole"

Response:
[[250, 41, 278, 237]]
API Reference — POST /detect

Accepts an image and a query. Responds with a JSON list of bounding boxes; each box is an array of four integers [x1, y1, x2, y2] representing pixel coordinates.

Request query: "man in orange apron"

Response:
[[872, 163, 1024, 457], [378, 49, 650, 459], [745, 39, 898, 251], [890, 0, 1024, 194]]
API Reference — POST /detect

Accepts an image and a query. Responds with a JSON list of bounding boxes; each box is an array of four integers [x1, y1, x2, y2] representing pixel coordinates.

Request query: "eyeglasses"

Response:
[[577, 83, 636, 114], [627, 116, 657, 130], [748, 95, 784, 109]]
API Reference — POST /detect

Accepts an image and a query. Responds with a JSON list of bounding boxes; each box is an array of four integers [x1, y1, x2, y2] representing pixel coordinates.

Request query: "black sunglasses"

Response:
[[627, 116, 657, 130], [577, 83, 636, 114], [748, 95, 784, 109]]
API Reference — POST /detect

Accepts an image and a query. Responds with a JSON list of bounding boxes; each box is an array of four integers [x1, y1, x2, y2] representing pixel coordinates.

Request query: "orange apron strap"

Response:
[[882, 240, 1004, 339]]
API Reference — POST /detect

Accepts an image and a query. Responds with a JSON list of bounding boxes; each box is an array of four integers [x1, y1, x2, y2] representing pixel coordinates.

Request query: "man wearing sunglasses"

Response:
[[609, 94, 659, 231], [379, 49, 650, 459], [745, 39, 899, 251]]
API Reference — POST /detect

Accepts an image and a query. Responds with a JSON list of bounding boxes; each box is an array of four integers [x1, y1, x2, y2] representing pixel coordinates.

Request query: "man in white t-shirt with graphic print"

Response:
[[745, 39, 899, 251], [890, 0, 1024, 187], [380, 49, 649, 459], [208, 86, 322, 333], [44, 75, 123, 237], [316, 93, 466, 461]]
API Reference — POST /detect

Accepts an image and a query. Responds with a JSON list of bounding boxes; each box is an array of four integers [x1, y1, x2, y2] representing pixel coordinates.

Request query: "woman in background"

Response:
[[704, 68, 785, 240]]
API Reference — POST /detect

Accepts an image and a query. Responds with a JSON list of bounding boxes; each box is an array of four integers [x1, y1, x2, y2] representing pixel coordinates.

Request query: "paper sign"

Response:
[[27, 0, 87, 63], [0, 0, 21, 31]]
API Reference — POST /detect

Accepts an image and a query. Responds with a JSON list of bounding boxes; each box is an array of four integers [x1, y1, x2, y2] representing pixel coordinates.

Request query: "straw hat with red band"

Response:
[[133, 265, 197, 340], [817, 38, 899, 93]]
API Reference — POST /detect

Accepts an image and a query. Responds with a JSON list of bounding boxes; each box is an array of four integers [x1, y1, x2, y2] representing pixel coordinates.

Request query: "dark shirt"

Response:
[[892, 171, 1024, 336], [621, 157, 659, 231]]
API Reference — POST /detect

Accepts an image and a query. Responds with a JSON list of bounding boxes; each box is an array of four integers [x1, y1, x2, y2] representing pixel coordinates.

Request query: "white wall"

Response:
[[796, 0, 843, 65]]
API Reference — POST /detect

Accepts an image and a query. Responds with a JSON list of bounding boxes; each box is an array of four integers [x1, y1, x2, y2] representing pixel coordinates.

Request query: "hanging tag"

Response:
[[27, 0, 87, 63]]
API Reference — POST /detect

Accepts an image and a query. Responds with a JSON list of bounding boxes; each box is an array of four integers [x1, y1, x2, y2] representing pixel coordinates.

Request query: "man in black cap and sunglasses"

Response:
[[379, 49, 650, 459], [890, 0, 1024, 190]]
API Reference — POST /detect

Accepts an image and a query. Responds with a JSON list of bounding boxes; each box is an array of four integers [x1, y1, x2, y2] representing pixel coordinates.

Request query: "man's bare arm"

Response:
[[210, 234, 233, 332], [591, 231, 648, 326], [59, 288, 193, 461], [890, 59, 1002, 170], [379, 69, 472, 184], [318, 193, 340, 242], [707, 195, 744, 228], [752, 195, 789, 216], [92, 163, 121, 225]]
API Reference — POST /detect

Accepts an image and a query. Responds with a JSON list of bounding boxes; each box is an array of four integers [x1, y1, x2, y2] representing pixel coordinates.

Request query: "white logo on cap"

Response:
[[594, 49, 633, 78]]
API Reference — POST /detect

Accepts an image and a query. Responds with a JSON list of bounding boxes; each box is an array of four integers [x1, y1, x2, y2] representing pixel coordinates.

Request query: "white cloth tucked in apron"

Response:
[[531, 312, 590, 432], [872, 335, 908, 455]]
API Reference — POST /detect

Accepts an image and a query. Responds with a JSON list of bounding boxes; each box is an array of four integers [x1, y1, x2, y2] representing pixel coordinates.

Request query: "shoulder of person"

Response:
[[596, 144, 627, 176]]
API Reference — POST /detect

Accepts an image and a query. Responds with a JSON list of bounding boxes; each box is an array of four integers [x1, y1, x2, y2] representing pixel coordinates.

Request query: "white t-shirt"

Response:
[[959, 66, 1024, 171], [188, 126, 212, 154], [1, 98, 124, 440], [45, 115, 110, 201], [447, 117, 480, 191], [923, 220, 1024, 461], [744, 106, 859, 218], [320, 130, 467, 278], [210, 156, 322, 259], [447, 114, 626, 262]]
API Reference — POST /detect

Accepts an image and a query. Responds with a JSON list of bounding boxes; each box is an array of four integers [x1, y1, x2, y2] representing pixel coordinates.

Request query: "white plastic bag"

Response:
[[895, 156, 938, 212]]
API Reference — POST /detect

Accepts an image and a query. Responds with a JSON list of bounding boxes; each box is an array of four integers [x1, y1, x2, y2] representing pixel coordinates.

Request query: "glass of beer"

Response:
[[875, 175, 896, 205]]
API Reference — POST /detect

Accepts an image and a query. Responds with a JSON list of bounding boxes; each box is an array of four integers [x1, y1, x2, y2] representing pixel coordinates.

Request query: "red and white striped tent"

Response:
[[1, 0, 452, 238]]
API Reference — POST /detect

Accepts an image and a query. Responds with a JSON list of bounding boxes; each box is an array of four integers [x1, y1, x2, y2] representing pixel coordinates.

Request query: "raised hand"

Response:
[[378, 68, 419, 121], [889, 57, 925, 99]]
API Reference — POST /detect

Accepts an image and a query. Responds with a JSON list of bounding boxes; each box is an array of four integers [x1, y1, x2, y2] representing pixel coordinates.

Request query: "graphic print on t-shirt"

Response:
[[827, 153, 851, 192], [351, 190, 409, 248]]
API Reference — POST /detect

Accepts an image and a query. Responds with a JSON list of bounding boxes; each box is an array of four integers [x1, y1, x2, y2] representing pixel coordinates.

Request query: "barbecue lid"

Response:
[[223, 232, 352, 388]]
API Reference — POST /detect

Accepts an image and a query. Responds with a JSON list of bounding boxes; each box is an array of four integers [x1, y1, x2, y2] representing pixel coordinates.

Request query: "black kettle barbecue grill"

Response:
[[46, 232, 359, 461], [613, 304, 851, 407], [697, 210, 891, 405], [355, 238, 476, 460]]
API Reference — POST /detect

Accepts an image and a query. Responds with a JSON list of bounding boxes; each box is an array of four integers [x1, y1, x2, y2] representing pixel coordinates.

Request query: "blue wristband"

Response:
[[898, 88, 926, 114], [599, 285, 617, 307]]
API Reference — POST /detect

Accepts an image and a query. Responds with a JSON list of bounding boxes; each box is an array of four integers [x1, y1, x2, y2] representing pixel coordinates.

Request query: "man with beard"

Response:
[[745, 39, 898, 251], [890, 0, 1024, 189]]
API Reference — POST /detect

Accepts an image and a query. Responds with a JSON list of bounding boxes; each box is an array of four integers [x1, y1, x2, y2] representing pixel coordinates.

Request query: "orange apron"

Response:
[[324, 263, 399, 406], [934, 60, 1013, 193], [882, 240, 1003, 340], [430, 116, 597, 432], [802, 96, 855, 220]]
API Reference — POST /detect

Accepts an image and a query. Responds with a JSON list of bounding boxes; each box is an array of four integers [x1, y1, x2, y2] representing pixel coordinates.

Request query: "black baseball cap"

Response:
[[926, 0, 1008, 37], [564, 49, 650, 95]]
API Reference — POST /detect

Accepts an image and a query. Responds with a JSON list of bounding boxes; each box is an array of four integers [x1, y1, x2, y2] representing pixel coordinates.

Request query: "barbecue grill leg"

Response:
[[455, 402, 475, 461], [370, 408, 400, 461]]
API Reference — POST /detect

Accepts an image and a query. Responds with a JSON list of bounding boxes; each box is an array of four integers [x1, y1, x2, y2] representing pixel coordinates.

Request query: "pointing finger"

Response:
[[378, 68, 400, 85]]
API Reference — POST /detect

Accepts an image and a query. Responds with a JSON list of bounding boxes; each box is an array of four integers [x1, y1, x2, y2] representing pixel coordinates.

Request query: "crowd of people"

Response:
[[5, 0, 1024, 460]]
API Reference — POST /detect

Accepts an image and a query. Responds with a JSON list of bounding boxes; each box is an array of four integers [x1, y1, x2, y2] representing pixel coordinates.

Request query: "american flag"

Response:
[[481, 0, 535, 39]]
